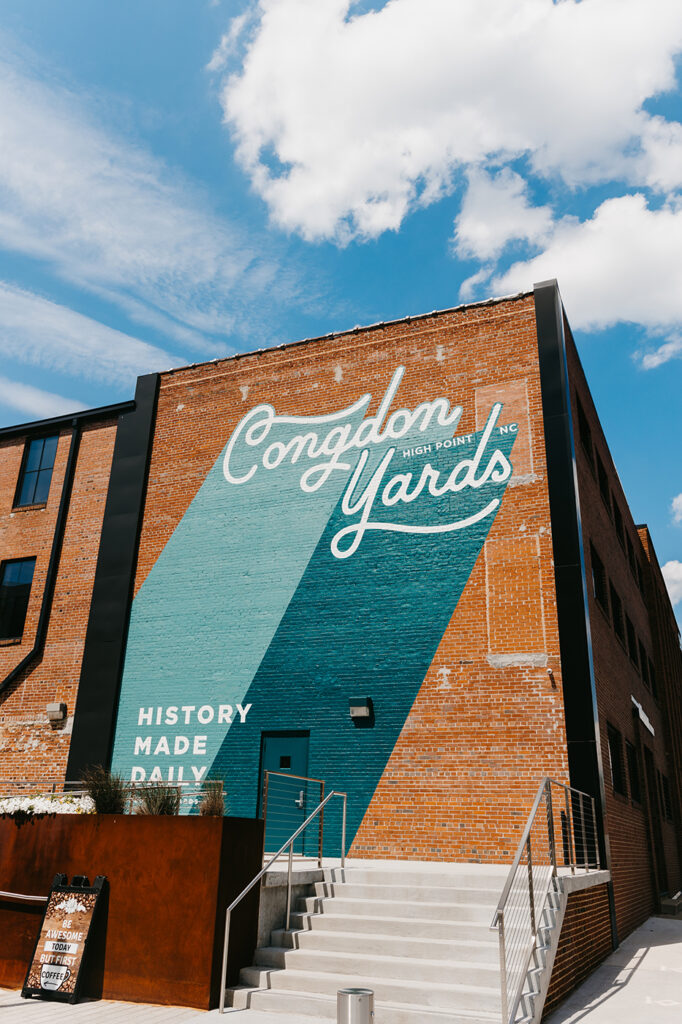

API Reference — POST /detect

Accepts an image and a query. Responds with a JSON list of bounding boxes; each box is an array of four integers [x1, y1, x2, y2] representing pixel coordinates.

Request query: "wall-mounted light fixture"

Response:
[[349, 697, 373, 726], [46, 702, 67, 723]]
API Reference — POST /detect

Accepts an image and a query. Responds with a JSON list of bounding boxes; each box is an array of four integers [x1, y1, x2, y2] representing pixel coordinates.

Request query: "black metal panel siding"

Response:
[[66, 374, 159, 779], [534, 280, 617, 944]]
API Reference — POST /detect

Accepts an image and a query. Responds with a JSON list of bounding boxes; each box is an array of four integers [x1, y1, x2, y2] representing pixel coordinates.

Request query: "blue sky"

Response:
[[0, 0, 681, 619]]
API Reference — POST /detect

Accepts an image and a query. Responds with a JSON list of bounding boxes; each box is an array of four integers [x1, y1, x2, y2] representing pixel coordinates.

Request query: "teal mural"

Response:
[[111, 367, 516, 846]]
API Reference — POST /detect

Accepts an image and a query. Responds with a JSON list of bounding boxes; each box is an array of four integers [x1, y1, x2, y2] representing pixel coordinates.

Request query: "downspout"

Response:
[[0, 420, 81, 697]]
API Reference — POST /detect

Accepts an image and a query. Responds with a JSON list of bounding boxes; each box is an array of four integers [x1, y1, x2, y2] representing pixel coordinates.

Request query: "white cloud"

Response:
[[218, 0, 682, 242], [0, 40, 291, 347], [0, 281, 179, 386], [491, 194, 682, 336], [662, 560, 682, 606], [639, 334, 682, 369], [0, 375, 86, 420], [672, 494, 682, 525], [453, 169, 553, 261]]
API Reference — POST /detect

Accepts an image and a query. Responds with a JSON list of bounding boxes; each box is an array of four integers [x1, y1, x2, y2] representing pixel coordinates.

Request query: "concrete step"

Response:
[[254, 945, 499, 987], [289, 909, 497, 941], [327, 865, 509, 890], [238, 965, 501, 1013], [228, 985, 500, 1023], [314, 880, 501, 904], [271, 926, 499, 962], [298, 895, 493, 922]]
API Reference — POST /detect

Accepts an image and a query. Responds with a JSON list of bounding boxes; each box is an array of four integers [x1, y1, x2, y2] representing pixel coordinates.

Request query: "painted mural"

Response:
[[111, 367, 517, 845]]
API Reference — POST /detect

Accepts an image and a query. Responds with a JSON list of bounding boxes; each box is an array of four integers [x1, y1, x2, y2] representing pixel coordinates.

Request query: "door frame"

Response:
[[257, 729, 311, 818]]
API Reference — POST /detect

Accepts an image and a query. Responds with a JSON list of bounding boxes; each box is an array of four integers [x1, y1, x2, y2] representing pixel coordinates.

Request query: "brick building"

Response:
[[1, 280, 681, 959]]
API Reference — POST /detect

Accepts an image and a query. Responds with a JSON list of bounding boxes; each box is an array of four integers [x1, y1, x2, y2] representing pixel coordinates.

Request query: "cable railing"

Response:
[[219, 787, 347, 1014], [491, 778, 600, 1024], [262, 771, 325, 863]]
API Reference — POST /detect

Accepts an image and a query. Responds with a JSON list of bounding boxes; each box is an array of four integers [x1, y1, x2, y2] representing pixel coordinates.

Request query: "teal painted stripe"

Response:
[[110, 409, 366, 780], [210, 426, 517, 847]]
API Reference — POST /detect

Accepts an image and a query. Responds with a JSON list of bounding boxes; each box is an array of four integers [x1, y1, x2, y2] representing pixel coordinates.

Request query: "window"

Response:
[[0, 558, 36, 641], [607, 723, 627, 795], [648, 657, 659, 700], [626, 741, 641, 803], [610, 583, 625, 645], [613, 500, 625, 550], [625, 615, 638, 668], [576, 395, 594, 468], [15, 436, 59, 507], [596, 451, 610, 512], [638, 562, 646, 594], [590, 544, 609, 614], [660, 774, 673, 821], [639, 640, 650, 689], [626, 534, 637, 577]]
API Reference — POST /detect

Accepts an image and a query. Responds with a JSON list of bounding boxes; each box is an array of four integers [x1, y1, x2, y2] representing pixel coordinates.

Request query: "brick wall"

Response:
[[106, 292, 571, 861], [0, 421, 116, 788], [565, 325, 681, 937], [543, 884, 613, 1018]]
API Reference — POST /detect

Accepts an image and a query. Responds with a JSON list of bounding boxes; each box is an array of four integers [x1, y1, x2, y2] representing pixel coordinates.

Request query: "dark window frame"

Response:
[[607, 723, 627, 796], [595, 450, 611, 513], [638, 640, 650, 689], [660, 774, 673, 821], [13, 435, 59, 509], [626, 740, 641, 804], [610, 582, 625, 647], [625, 615, 639, 668], [613, 499, 625, 551], [590, 543, 609, 615], [575, 393, 594, 471], [0, 556, 37, 642]]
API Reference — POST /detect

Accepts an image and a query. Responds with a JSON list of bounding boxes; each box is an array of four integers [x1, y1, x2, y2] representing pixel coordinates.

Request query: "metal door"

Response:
[[259, 732, 310, 855]]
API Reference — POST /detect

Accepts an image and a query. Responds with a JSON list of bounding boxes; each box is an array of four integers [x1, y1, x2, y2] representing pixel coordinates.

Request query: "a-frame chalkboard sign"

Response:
[[22, 873, 106, 1003]]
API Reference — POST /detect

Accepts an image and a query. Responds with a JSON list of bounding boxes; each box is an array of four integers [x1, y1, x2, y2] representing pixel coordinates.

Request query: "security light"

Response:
[[46, 702, 67, 722]]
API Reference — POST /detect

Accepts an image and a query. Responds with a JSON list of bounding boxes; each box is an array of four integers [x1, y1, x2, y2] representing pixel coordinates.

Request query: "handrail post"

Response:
[[341, 793, 347, 868], [565, 784, 575, 874], [546, 780, 557, 876], [219, 907, 231, 1014], [318, 780, 325, 868], [498, 910, 508, 1024], [579, 793, 588, 872], [286, 839, 294, 931], [526, 836, 536, 936], [591, 797, 600, 870]]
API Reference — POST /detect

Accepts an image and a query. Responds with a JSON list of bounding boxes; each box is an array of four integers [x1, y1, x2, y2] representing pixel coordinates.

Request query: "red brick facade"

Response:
[[1, 285, 681, 967], [0, 421, 116, 790], [543, 884, 613, 1018], [567, 325, 682, 937]]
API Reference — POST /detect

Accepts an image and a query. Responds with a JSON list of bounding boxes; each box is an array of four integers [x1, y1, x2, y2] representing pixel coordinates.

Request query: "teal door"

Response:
[[260, 732, 310, 854]]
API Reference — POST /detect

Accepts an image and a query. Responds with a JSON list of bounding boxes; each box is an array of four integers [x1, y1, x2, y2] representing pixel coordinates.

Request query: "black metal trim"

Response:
[[0, 423, 81, 697], [65, 374, 159, 779], [0, 401, 134, 442], [534, 279, 619, 948]]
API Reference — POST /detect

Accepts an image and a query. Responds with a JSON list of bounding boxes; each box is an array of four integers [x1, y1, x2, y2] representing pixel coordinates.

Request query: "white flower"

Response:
[[0, 794, 95, 817]]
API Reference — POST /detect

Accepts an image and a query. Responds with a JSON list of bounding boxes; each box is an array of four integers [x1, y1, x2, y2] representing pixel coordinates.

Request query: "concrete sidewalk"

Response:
[[0, 990, 318, 1023], [547, 915, 682, 1023]]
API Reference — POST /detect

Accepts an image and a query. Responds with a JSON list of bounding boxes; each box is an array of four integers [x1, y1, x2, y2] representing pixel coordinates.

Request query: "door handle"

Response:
[[294, 790, 304, 809]]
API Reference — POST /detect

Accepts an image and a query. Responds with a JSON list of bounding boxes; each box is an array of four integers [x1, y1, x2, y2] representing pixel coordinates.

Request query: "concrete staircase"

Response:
[[227, 862, 509, 1022]]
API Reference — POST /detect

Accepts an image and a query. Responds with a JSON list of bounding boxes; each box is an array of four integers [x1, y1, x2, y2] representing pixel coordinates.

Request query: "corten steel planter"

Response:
[[0, 814, 262, 1008]]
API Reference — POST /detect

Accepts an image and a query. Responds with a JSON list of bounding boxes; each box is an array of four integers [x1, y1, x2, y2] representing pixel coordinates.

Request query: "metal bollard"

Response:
[[337, 987, 374, 1023]]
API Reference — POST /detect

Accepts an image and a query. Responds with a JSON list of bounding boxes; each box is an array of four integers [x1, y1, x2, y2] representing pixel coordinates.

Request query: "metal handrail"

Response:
[[491, 777, 601, 1024], [262, 770, 326, 866], [0, 890, 48, 903], [218, 788, 347, 1014]]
